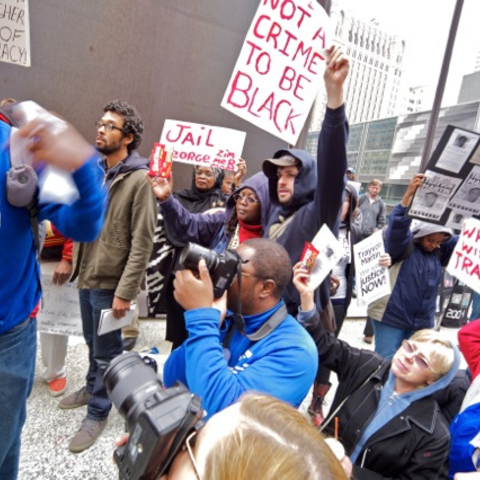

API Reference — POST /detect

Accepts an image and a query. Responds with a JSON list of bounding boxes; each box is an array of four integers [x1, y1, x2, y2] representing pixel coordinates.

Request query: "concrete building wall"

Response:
[[0, 1, 285, 188]]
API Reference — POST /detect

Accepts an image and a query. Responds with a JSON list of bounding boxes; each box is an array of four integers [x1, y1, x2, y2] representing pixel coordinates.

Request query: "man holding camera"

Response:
[[163, 238, 318, 418]]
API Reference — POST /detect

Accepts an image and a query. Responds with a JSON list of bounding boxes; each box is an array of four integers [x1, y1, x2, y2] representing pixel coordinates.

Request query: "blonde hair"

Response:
[[204, 394, 347, 480], [410, 329, 454, 378]]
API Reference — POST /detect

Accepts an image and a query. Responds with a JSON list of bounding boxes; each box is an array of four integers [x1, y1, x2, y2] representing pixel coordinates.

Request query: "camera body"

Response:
[[178, 242, 241, 298], [104, 353, 203, 480]]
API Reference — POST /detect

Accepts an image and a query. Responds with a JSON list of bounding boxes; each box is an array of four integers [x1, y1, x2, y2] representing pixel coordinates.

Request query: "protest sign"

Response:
[[0, 0, 30, 67], [159, 120, 246, 171], [408, 125, 480, 226], [221, 0, 331, 144], [446, 217, 480, 294], [306, 224, 343, 290], [353, 230, 390, 307], [37, 274, 83, 337], [409, 170, 462, 222]]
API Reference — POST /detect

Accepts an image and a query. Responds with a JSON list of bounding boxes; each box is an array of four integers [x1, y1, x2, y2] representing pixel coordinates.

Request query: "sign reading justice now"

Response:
[[221, 0, 331, 145]]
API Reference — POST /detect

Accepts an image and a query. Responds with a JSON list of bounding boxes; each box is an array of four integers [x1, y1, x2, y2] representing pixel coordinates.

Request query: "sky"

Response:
[[336, 0, 480, 107]]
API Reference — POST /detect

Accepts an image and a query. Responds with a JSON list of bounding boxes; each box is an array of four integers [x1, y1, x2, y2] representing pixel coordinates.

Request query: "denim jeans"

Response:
[[372, 319, 413, 361], [79, 289, 123, 420], [0, 317, 37, 480]]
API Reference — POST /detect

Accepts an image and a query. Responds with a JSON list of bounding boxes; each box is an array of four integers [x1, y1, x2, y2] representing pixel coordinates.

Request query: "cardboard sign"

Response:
[[159, 120, 246, 171], [0, 0, 31, 67], [447, 217, 480, 294], [37, 274, 83, 337], [221, 0, 331, 144], [353, 230, 391, 307]]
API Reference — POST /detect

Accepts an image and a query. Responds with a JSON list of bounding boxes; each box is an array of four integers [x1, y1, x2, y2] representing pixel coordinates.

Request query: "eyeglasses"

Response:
[[95, 121, 124, 133], [195, 169, 214, 179], [401, 340, 437, 374], [185, 430, 202, 480], [232, 193, 260, 205]]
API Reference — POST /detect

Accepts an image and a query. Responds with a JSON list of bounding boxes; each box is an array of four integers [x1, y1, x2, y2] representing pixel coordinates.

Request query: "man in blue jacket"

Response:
[[163, 238, 318, 418], [0, 109, 106, 479]]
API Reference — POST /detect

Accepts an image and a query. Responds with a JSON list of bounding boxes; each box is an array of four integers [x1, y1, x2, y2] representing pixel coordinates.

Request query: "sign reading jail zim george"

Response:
[[447, 217, 480, 294], [159, 120, 246, 171], [0, 0, 31, 66], [221, 0, 331, 144], [37, 274, 83, 337]]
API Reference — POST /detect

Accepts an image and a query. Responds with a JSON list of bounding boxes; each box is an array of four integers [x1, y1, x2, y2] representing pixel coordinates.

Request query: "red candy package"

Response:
[[148, 143, 173, 179], [300, 241, 319, 273]]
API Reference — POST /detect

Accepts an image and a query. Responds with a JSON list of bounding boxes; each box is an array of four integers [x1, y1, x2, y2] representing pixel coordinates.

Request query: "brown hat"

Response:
[[262, 156, 300, 179]]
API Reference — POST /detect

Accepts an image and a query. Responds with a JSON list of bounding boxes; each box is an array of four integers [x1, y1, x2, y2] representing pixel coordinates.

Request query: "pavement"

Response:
[[18, 316, 464, 480]]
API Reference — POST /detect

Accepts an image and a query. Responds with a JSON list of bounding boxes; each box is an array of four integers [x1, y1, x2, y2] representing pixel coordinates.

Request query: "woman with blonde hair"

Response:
[[161, 393, 349, 480]]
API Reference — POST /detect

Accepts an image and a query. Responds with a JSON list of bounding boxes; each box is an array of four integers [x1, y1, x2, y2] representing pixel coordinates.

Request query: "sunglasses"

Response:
[[232, 193, 259, 205], [401, 340, 437, 374], [185, 430, 202, 480]]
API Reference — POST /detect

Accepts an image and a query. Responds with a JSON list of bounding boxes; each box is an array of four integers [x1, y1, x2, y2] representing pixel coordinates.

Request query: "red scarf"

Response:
[[238, 219, 263, 244]]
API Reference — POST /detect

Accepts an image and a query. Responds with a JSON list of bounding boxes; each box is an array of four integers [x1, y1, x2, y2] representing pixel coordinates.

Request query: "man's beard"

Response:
[[96, 143, 121, 155]]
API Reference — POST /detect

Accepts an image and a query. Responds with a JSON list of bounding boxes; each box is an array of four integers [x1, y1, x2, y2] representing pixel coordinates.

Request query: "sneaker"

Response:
[[68, 417, 108, 453], [48, 377, 67, 397], [58, 386, 91, 410]]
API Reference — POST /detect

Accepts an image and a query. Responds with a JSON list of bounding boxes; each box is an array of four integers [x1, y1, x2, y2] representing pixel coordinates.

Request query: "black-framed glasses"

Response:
[[401, 340, 437, 374], [232, 193, 259, 205], [95, 121, 124, 133], [185, 430, 202, 480]]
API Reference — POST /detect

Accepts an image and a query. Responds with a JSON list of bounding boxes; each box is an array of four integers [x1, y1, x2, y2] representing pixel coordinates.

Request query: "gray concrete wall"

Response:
[[0, 1, 287, 188]]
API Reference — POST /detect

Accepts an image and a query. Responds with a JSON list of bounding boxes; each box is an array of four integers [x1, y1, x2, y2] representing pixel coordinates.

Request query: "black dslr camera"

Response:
[[104, 353, 203, 480], [178, 242, 240, 298]]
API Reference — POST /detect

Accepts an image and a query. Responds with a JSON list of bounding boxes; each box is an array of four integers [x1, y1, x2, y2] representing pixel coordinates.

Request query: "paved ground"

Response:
[[18, 316, 464, 479]]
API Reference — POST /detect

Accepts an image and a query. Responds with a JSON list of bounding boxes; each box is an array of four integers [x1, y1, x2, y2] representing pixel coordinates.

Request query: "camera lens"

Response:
[[179, 242, 219, 273], [103, 352, 164, 430]]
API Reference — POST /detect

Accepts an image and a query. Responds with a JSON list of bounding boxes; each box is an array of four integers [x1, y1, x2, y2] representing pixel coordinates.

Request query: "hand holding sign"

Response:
[[146, 173, 173, 203]]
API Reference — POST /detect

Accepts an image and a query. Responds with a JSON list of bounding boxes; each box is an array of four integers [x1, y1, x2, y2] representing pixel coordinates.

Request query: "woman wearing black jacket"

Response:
[[294, 263, 460, 480]]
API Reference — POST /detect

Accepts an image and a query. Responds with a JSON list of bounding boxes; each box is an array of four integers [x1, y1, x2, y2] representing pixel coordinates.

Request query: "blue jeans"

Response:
[[372, 318, 413, 361], [79, 289, 123, 420], [0, 317, 37, 480]]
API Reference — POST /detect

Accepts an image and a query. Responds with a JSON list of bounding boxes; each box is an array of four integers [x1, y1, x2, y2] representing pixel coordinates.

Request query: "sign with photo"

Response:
[[408, 125, 480, 227]]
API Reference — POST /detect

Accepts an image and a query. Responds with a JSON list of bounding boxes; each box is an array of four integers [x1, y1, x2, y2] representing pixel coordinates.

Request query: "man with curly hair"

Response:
[[60, 101, 157, 453]]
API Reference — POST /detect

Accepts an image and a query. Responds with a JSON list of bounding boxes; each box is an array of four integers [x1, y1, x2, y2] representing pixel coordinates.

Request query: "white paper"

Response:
[[353, 230, 391, 307], [98, 305, 136, 336], [446, 217, 480, 294], [38, 166, 80, 205], [306, 224, 344, 290], [37, 273, 82, 337]]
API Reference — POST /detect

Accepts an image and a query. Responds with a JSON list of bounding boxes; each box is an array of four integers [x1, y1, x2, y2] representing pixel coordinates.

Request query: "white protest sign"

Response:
[[353, 230, 391, 307], [221, 0, 331, 144], [37, 274, 82, 337], [307, 224, 343, 290], [446, 217, 480, 294], [159, 120, 246, 171], [0, 0, 30, 67]]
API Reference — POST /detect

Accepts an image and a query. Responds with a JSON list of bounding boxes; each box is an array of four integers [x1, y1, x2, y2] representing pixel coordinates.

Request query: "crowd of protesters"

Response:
[[1, 41, 480, 480]]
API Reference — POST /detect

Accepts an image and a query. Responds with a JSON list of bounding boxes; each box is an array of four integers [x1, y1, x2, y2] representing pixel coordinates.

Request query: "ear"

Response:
[[258, 279, 276, 299], [122, 132, 134, 148]]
